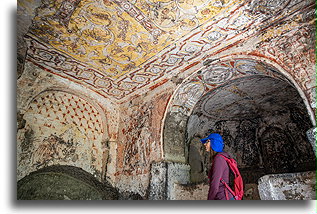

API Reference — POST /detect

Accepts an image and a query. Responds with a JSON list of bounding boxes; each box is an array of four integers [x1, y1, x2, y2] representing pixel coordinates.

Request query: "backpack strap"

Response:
[[220, 178, 236, 199], [224, 185, 229, 200], [217, 154, 237, 199], [217, 154, 237, 176], [217, 154, 243, 200]]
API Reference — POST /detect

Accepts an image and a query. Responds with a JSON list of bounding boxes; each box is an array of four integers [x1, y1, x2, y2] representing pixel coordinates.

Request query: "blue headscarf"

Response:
[[200, 133, 224, 152]]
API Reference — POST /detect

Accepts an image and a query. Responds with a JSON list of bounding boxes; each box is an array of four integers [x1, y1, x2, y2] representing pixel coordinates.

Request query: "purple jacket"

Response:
[[207, 152, 233, 200]]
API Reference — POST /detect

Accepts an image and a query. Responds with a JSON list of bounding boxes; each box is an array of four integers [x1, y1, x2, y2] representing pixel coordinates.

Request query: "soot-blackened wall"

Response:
[[187, 76, 315, 185]]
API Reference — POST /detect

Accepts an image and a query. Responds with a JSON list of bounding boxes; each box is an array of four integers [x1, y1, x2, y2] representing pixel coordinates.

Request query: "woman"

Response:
[[200, 133, 235, 200]]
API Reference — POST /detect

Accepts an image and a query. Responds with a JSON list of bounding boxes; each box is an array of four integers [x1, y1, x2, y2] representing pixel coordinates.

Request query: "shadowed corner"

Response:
[[10, 3, 18, 207]]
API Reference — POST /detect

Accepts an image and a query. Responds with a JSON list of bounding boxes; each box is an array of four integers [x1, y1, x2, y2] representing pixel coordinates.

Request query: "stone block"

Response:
[[172, 183, 209, 200], [244, 183, 260, 200], [148, 162, 190, 200], [258, 171, 316, 200], [148, 162, 168, 200], [163, 112, 188, 163], [167, 162, 191, 200]]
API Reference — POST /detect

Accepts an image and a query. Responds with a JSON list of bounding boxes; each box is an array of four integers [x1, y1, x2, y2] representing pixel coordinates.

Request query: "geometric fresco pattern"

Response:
[[17, 90, 105, 180], [26, 90, 104, 141], [25, 0, 251, 101]]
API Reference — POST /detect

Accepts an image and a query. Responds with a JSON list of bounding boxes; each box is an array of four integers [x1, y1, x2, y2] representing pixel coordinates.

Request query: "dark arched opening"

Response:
[[187, 75, 315, 198]]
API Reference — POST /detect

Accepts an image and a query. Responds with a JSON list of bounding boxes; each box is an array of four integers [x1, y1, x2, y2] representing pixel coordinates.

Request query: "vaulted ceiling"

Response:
[[21, 0, 313, 103], [29, 0, 240, 78], [196, 76, 306, 120]]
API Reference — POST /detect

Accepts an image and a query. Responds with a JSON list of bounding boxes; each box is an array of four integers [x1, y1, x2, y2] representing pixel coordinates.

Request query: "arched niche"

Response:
[[17, 89, 109, 182], [162, 58, 316, 183], [189, 75, 315, 183]]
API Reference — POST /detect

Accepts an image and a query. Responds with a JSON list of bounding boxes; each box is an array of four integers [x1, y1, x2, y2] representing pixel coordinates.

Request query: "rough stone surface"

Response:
[[244, 183, 260, 200], [163, 112, 188, 163], [117, 191, 144, 200], [173, 182, 209, 200], [184, 76, 315, 190], [306, 127, 316, 155], [258, 171, 316, 200], [167, 162, 191, 200], [115, 174, 150, 198], [17, 165, 119, 200], [148, 162, 190, 200], [149, 162, 167, 200], [170, 181, 261, 200], [188, 137, 210, 183], [17, 0, 42, 78]]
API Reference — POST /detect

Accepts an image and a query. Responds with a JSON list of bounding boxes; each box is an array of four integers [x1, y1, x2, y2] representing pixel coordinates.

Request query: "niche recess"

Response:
[[187, 75, 315, 184]]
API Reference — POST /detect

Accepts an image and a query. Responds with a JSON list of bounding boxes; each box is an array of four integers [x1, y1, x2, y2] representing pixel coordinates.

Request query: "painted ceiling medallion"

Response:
[[202, 65, 234, 84]]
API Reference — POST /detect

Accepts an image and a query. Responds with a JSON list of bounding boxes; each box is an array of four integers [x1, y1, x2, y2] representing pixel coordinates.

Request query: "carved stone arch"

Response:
[[162, 56, 315, 168], [17, 88, 110, 182], [220, 54, 316, 126]]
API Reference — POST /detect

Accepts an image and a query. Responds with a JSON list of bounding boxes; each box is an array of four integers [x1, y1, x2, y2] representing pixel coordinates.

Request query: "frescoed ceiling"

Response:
[[28, 0, 240, 79], [23, 0, 314, 103], [26, 0, 255, 102]]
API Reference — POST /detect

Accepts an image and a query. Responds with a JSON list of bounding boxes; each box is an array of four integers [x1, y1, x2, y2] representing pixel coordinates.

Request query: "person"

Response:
[[200, 133, 234, 200]]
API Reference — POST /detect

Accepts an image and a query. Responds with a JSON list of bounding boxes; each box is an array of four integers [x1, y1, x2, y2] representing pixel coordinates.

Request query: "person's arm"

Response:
[[208, 155, 226, 200]]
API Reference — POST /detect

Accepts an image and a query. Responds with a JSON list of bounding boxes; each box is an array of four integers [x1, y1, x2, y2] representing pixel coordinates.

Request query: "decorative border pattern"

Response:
[[25, 1, 257, 101], [169, 58, 289, 116], [25, 0, 315, 103]]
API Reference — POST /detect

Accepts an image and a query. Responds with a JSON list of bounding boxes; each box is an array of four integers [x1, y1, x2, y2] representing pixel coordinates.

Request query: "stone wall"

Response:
[[17, 165, 119, 200], [164, 178, 260, 200], [175, 75, 315, 179], [306, 127, 316, 155], [113, 85, 174, 196], [172, 183, 209, 200], [17, 61, 120, 182], [17, 0, 42, 78]]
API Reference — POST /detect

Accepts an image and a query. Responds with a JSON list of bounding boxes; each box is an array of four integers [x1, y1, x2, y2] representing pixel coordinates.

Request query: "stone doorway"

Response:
[[162, 58, 316, 200]]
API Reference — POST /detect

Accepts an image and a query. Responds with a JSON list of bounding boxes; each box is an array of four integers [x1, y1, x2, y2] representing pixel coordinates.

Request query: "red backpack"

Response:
[[217, 154, 244, 200]]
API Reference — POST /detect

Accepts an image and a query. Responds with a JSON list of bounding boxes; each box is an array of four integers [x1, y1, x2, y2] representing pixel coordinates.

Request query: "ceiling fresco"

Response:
[[24, 0, 314, 102], [29, 0, 240, 79]]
